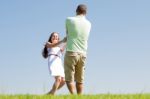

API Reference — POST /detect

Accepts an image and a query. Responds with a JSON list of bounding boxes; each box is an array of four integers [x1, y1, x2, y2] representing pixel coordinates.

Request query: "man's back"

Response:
[[66, 15, 91, 55]]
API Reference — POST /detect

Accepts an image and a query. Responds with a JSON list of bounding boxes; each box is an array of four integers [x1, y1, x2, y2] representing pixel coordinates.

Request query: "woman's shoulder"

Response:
[[47, 47, 61, 53], [50, 46, 61, 50]]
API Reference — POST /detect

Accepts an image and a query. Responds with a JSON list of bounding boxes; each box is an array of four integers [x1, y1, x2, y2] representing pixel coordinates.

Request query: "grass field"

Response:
[[0, 94, 150, 99]]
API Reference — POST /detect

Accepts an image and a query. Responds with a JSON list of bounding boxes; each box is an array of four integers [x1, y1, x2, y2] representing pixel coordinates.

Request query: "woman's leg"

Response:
[[48, 76, 61, 95], [57, 77, 65, 90]]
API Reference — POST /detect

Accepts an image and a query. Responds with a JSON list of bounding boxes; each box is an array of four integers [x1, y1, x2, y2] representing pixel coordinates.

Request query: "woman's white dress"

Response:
[[47, 47, 65, 77]]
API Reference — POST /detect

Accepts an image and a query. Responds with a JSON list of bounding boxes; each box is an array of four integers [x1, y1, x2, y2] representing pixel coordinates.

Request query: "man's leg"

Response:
[[66, 81, 75, 94], [75, 54, 86, 94], [76, 82, 83, 94], [64, 52, 77, 94]]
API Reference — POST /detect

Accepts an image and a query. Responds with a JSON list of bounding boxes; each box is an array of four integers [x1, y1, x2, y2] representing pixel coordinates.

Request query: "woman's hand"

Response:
[[45, 42, 53, 48]]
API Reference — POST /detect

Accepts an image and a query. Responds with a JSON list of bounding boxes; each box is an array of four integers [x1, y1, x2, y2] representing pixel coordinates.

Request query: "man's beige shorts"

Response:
[[64, 51, 86, 83]]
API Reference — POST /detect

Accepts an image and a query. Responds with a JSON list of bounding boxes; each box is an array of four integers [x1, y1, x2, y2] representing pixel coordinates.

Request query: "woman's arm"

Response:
[[45, 37, 67, 48], [60, 43, 66, 52]]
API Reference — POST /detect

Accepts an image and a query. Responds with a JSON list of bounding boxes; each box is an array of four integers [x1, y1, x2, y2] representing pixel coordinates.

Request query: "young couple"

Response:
[[42, 4, 91, 95]]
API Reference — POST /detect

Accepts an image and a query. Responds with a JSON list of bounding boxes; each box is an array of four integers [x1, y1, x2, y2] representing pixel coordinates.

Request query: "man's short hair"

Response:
[[76, 4, 87, 15]]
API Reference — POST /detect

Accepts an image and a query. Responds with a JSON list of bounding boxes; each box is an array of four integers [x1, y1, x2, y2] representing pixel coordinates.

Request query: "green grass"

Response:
[[0, 94, 150, 99]]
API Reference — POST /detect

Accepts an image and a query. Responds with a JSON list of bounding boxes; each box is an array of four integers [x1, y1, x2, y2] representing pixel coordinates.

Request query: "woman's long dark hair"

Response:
[[42, 32, 57, 59]]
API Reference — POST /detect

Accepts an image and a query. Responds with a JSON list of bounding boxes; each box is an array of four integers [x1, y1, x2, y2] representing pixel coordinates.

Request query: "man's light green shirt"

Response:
[[66, 15, 91, 56]]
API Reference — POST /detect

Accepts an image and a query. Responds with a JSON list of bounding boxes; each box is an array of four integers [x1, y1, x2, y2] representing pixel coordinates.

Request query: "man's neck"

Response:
[[76, 14, 85, 17], [76, 13, 85, 16]]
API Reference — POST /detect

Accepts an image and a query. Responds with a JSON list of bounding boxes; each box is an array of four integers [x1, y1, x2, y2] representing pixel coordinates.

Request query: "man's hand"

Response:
[[62, 37, 67, 42]]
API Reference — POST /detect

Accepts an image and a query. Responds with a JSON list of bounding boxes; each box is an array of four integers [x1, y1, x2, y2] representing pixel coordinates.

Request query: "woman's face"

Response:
[[51, 33, 59, 43]]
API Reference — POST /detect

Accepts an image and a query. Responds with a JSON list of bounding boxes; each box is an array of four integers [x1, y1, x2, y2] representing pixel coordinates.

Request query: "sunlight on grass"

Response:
[[0, 94, 150, 99]]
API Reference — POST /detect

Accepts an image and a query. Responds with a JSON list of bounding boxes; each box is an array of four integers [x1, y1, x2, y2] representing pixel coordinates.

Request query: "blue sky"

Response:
[[0, 0, 150, 94]]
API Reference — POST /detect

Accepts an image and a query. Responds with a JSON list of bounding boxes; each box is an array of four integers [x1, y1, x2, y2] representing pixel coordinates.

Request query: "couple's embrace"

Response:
[[42, 4, 91, 95]]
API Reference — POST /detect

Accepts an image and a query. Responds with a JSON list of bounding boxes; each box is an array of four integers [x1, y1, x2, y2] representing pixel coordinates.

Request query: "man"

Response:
[[64, 4, 91, 94], [46, 4, 91, 94]]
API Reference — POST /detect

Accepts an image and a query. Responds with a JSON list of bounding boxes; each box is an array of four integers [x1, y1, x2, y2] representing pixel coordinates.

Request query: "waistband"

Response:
[[65, 51, 86, 57], [48, 54, 59, 57]]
